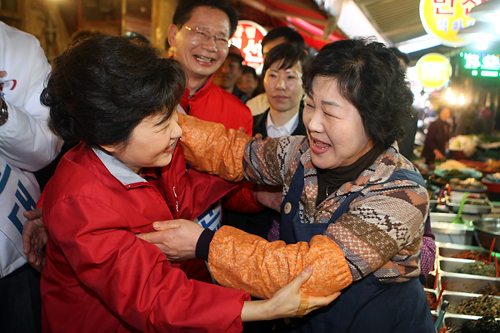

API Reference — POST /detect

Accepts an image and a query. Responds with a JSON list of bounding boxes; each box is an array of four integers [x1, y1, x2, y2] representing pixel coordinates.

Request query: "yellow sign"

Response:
[[419, 0, 484, 47], [416, 53, 452, 88]]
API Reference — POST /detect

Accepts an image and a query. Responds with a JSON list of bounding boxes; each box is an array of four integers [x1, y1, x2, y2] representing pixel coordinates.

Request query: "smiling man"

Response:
[[165, 0, 259, 282], [167, 0, 253, 133]]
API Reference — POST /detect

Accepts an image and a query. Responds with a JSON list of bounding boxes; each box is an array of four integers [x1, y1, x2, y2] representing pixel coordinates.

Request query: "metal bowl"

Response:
[[471, 218, 500, 252]]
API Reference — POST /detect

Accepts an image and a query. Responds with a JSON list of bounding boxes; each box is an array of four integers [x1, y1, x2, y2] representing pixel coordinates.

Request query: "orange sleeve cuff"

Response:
[[178, 113, 251, 182], [208, 226, 352, 299]]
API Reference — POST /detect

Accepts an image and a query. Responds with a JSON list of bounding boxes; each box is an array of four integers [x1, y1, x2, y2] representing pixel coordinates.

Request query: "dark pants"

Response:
[[0, 263, 42, 333]]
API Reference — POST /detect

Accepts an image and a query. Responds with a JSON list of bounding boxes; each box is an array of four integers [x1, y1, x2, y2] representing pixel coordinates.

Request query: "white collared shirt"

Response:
[[92, 148, 146, 186], [266, 111, 300, 138]]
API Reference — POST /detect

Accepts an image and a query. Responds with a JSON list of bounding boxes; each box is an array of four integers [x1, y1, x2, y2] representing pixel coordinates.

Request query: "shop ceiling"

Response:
[[63, 0, 463, 62], [231, 0, 461, 62]]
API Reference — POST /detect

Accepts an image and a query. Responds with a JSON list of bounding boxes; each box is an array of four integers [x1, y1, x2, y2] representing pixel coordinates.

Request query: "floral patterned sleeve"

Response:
[[243, 136, 309, 186]]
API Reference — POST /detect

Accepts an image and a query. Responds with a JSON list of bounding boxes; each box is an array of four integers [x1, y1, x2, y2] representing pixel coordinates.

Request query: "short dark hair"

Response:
[[42, 35, 186, 146], [241, 65, 257, 80], [172, 0, 238, 37], [304, 38, 414, 149], [69, 29, 102, 46], [262, 26, 305, 50], [263, 43, 309, 74], [389, 47, 410, 66], [125, 31, 151, 45]]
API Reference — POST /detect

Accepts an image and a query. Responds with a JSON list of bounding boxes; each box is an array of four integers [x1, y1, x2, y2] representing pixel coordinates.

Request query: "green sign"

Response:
[[460, 52, 500, 78]]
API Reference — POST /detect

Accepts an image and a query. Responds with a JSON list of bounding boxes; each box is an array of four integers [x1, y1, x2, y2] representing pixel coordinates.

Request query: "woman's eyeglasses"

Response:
[[183, 26, 231, 48]]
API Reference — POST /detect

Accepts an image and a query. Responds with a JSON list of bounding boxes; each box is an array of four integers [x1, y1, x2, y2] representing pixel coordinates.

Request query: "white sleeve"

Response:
[[0, 28, 62, 171], [246, 93, 269, 116]]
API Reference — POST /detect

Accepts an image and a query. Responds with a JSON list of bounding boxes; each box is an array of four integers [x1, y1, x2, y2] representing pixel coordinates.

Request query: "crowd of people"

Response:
[[2, 0, 437, 332]]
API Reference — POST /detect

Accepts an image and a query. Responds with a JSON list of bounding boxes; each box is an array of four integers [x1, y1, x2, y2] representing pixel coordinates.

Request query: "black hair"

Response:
[[388, 47, 410, 66], [241, 65, 257, 80], [303, 38, 414, 149], [262, 26, 305, 50], [172, 0, 238, 37], [263, 43, 309, 75], [69, 29, 102, 46], [125, 31, 151, 45], [42, 34, 186, 147]]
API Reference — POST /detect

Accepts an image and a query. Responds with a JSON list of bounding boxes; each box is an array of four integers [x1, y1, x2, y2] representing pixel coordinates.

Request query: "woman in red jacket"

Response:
[[37, 34, 338, 332]]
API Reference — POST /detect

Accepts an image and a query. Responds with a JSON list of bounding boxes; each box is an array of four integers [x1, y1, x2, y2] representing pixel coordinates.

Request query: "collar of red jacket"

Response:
[[180, 75, 214, 111]]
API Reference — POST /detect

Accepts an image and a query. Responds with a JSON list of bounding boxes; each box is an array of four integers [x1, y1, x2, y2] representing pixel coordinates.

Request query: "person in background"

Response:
[[389, 47, 418, 161], [246, 26, 306, 116], [0, 21, 62, 333], [253, 44, 308, 140], [223, 43, 309, 243], [167, 0, 252, 133], [142, 37, 436, 332], [455, 104, 479, 136], [237, 65, 259, 99], [38, 34, 338, 333], [422, 106, 452, 165], [163, 0, 260, 281], [477, 103, 494, 136], [223, 42, 309, 333], [214, 45, 249, 103]]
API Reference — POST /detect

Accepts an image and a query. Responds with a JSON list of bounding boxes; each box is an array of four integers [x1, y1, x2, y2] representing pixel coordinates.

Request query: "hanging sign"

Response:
[[230, 20, 267, 74], [416, 53, 452, 88], [419, 0, 485, 47], [461, 51, 500, 77]]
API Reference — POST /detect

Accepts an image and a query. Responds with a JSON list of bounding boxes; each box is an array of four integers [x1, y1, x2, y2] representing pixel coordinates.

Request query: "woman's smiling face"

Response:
[[303, 76, 375, 170], [103, 111, 182, 174]]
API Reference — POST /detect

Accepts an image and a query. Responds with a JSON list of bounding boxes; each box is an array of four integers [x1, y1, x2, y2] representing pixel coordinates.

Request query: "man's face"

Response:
[[237, 73, 258, 97], [168, 6, 230, 82], [213, 55, 242, 91]]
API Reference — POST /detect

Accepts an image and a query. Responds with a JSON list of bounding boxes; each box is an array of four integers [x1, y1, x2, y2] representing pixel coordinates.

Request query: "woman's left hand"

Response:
[[136, 219, 204, 261], [241, 266, 341, 322]]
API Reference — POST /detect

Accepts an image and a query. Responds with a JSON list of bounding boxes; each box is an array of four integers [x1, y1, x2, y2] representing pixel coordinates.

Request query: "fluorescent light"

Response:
[[481, 70, 499, 77], [395, 34, 441, 53]]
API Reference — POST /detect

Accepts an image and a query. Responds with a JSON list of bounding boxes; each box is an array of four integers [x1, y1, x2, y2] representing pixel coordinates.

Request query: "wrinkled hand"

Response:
[[0, 71, 7, 78], [136, 219, 204, 261], [255, 184, 283, 212], [270, 266, 341, 318], [22, 207, 46, 272], [242, 266, 340, 322]]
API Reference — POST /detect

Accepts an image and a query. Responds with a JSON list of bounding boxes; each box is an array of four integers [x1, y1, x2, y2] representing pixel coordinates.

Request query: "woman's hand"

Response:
[[22, 207, 46, 272], [136, 219, 204, 261], [241, 266, 340, 322]]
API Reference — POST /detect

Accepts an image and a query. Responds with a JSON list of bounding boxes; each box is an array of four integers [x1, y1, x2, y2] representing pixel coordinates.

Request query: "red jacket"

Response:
[[178, 76, 262, 219], [41, 143, 250, 332], [180, 76, 253, 136]]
